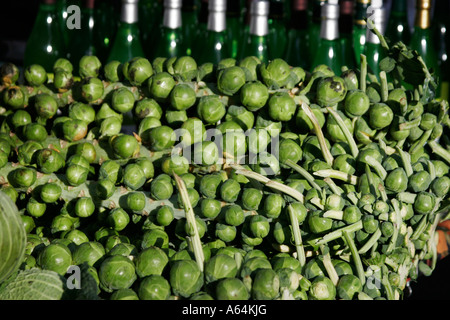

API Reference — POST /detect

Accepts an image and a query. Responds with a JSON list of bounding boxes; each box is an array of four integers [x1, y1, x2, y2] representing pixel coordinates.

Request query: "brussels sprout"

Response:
[[279, 139, 302, 168], [147, 126, 176, 151], [221, 130, 247, 162], [68, 102, 96, 124], [261, 193, 284, 219], [250, 152, 281, 176], [111, 134, 140, 159], [308, 211, 333, 234], [8, 167, 37, 188], [204, 254, 238, 283], [277, 268, 300, 293], [220, 179, 241, 203], [170, 260, 204, 298], [79, 55, 102, 78], [217, 66, 246, 96], [215, 223, 237, 242], [199, 174, 223, 199], [343, 205, 362, 224], [150, 174, 174, 201], [225, 105, 255, 131], [260, 58, 291, 88], [99, 159, 122, 183], [215, 277, 250, 300], [124, 191, 146, 212], [251, 268, 280, 300], [147, 72, 176, 101], [179, 117, 207, 147], [384, 167, 408, 193], [110, 288, 139, 300], [106, 208, 130, 231], [25, 64, 47, 86], [316, 76, 347, 106], [241, 188, 263, 211], [35, 148, 65, 174], [81, 77, 104, 103], [103, 60, 123, 82], [240, 81, 270, 112], [110, 87, 136, 114], [325, 194, 346, 211], [309, 276, 336, 300], [127, 57, 153, 85], [170, 56, 198, 81], [72, 241, 106, 268], [362, 214, 379, 234], [134, 98, 163, 120], [197, 95, 226, 125], [431, 176, 450, 198], [169, 83, 197, 111], [192, 141, 219, 166], [326, 110, 354, 143], [223, 204, 245, 226], [99, 255, 137, 293], [200, 198, 222, 219], [53, 68, 74, 92], [240, 256, 272, 278], [332, 154, 356, 175], [414, 192, 436, 215], [135, 246, 169, 278], [34, 93, 58, 119], [62, 119, 88, 142], [344, 90, 370, 117], [11, 110, 32, 129], [37, 243, 72, 275], [336, 274, 361, 300], [369, 103, 394, 130], [268, 92, 297, 122], [122, 163, 147, 190], [141, 229, 170, 249], [26, 197, 46, 218], [138, 275, 171, 300], [247, 128, 271, 155], [408, 170, 432, 193], [239, 56, 261, 81], [75, 197, 95, 218]]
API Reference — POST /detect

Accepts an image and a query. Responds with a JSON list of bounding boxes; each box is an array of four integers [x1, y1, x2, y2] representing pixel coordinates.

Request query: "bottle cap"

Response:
[[339, 0, 354, 16], [292, 0, 308, 11], [209, 0, 227, 12], [164, 0, 182, 8], [121, 0, 140, 23], [251, 0, 270, 16]]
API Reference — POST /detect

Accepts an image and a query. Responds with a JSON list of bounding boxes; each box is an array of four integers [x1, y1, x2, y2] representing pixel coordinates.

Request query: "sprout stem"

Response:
[[343, 230, 366, 286], [320, 245, 340, 286], [379, 71, 389, 102], [312, 220, 363, 246], [428, 140, 450, 164], [284, 159, 323, 192], [288, 204, 306, 267], [360, 54, 367, 92], [364, 156, 387, 180], [173, 173, 205, 272], [409, 129, 432, 155], [396, 146, 414, 177], [326, 107, 359, 158], [386, 199, 403, 254], [313, 169, 359, 185], [358, 229, 382, 254]]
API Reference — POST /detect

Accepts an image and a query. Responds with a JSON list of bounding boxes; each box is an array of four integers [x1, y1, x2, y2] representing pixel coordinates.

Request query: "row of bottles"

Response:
[[23, 0, 449, 98]]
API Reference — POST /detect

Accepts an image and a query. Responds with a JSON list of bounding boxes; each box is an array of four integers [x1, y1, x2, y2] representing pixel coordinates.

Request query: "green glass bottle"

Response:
[[94, 0, 119, 63], [192, 0, 209, 50], [352, 0, 370, 68], [56, 0, 73, 49], [410, 0, 441, 95], [195, 0, 229, 65], [364, 0, 386, 78], [385, 0, 411, 46], [66, 0, 98, 72], [308, 0, 326, 60], [139, 0, 157, 57], [24, 0, 66, 72], [107, 0, 145, 63], [238, 0, 253, 58], [152, 0, 186, 59], [268, 0, 288, 60], [338, 0, 356, 70], [226, 0, 243, 59], [240, 0, 270, 63], [432, 0, 450, 100], [284, 0, 310, 69], [182, 0, 199, 56], [312, 0, 344, 74]]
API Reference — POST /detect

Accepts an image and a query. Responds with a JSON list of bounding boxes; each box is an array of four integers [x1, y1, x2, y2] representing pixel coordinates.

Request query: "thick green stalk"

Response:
[[288, 204, 306, 267], [428, 140, 450, 164], [284, 159, 323, 192], [326, 107, 359, 158], [343, 230, 366, 286]]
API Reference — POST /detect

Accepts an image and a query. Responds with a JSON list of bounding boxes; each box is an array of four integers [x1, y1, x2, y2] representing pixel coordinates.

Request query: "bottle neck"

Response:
[[415, 8, 431, 30], [121, 1, 139, 24], [163, 6, 182, 29], [208, 10, 227, 32], [312, 0, 326, 24], [290, 10, 308, 30], [354, 1, 370, 27], [320, 3, 340, 41], [390, 0, 408, 14]]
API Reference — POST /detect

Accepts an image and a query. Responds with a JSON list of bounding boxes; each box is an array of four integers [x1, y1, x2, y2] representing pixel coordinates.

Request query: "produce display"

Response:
[[0, 26, 449, 301]]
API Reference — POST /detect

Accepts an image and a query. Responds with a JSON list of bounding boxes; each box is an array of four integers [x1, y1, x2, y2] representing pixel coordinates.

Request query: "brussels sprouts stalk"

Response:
[[173, 173, 205, 272], [395, 146, 414, 177], [358, 229, 382, 254], [364, 156, 387, 180], [312, 220, 363, 246], [385, 199, 403, 254], [360, 55, 367, 92], [409, 129, 432, 155], [323, 177, 343, 195], [301, 103, 334, 166], [284, 159, 323, 192], [313, 169, 358, 185], [320, 245, 339, 286], [287, 204, 306, 267], [379, 71, 389, 102], [342, 230, 366, 286], [397, 192, 416, 204], [326, 107, 359, 158], [428, 140, 450, 164]]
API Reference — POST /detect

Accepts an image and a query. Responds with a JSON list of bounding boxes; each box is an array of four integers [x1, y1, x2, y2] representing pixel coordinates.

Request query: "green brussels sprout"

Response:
[[37, 243, 72, 275], [200, 198, 222, 219], [408, 170, 432, 193], [103, 60, 123, 82], [336, 274, 361, 300], [197, 95, 226, 125], [177, 187, 200, 210], [8, 167, 37, 188], [161, 155, 190, 176], [110, 288, 139, 300], [240, 256, 272, 279], [122, 163, 147, 190], [420, 112, 437, 131], [240, 81, 269, 112], [204, 254, 238, 283], [99, 159, 122, 183], [3, 85, 26, 109], [248, 215, 270, 239], [11, 109, 32, 129], [217, 58, 237, 71], [147, 72, 176, 101], [99, 255, 137, 293], [147, 126, 176, 151], [53, 58, 73, 74], [431, 176, 450, 198], [34, 93, 58, 119], [223, 204, 245, 226], [111, 134, 140, 159], [124, 191, 146, 212], [225, 105, 255, 131], [192, 141, 219, 166], [21, 215, 35, 233], [268, 92, 297, 122], [155, 205, 174, 227], [215, 223, 237, 242], [75, 197, 96, 218], [127, 57, 153, 85], [217, 66, 246, 96], [53, 67, 74, 92], [385, 167, 408, 193], [62, 119, 88, 142], [343, 205, 362, 224], [150, 174, 174, 200], [141, 229, 170, 250], [288, 202, 308, 224], [326, 110, 354, 143], [138, 117, 162, 143], [241, 188, 263, 211], [134, 98, 163, 120], [108, 243, 138, 257], [199, 174, 223, 199], [222, 130, 247, 161], [247, 128, 271, 155], [65, 164, 89, 187], [73, 142, 97, 165], [368, 103, 394, 130], [251, 268, 280, 300], [170, 83, 196, 111], [277, 268, 300, 293], [414, 192, 436, 215], [179, 117, 207, 147], [135, 246, 169, 278], [279, 139, 302, 168], [308, 211, 333, 234], [170, 56, 198, 81], [81, 77, 104, 103], [68, 102, 96, 124], [272, 256, 302, 275], [72, 241, 106, 268], [138, 275, 171, 300], [259, 58, 291, 88], [1, 62, 20, 86], [26, 197, 46, 218], [24, 64, 47, 87], [215, 278, 250, 300], [341, 69, 359, 90], [325, 194, 345, 211], [344, 90, 370, 117], [250, 152, 281, 176], [263, 193, 285, 219], [220, 179, 241, 203], [239, 56, 261, 81], [169, 260, 204, 298], [316, 76, 348, 106], [362, 214, 379, 234], [333, 154, 356, 175], [63, 229, 89, 246], [35, 148, 65, 174], [107, 208, 130, 231], [309, 276, 336, 300], [79, 55, 101, 78], [111, 87, 136, 114]]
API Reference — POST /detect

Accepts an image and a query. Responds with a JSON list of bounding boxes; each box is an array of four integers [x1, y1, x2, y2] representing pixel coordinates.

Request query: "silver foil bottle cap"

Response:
[[319, 0, 340, 40], [121, 0, 140, 24], [249, 0, 270, 36], [163, 0, 182, 29], [366, 1, 386, 43], [208, 0, 227, 32]]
